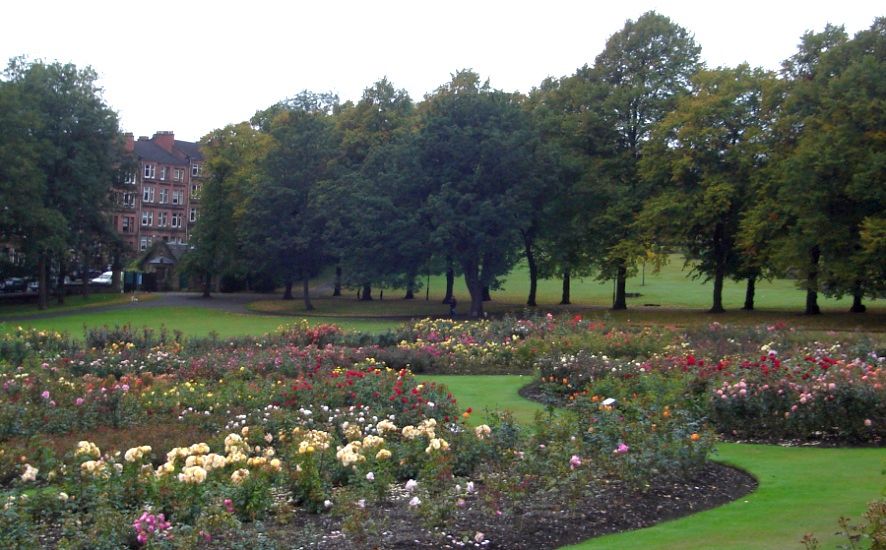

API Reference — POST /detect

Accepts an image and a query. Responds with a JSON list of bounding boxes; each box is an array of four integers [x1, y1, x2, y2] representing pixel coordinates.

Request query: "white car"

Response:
[[90, 271, 113, 285]]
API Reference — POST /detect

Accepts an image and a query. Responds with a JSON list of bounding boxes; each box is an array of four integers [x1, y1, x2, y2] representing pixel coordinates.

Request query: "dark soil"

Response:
[[251, 462, 756, 549]]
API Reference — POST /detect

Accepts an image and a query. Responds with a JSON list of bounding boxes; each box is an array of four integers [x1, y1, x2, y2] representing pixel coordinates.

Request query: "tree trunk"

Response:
[[523, 230, 538, 307], [333, 265, 342, 296], [404, 271, 416, 300], [462, 260, 484, 318], [742, 275, 756, 311], [303, 278, 314, 311], [560, 268, 571, 305], [283, 280, 294, 300], [38, 255, 48, 310], [850, 282, 866, 313], [443, 258, 454, 304], [805, 245, 821, 315], [710, 269, 725, 313], [612, 264, 627, 310], [482, 286, 491, 302], [202, 271, 212, 298], [360, 283, 372, 301], [56, 259, 67, 305], [80, 260, 90, 297], [709, 225, 726, 314]]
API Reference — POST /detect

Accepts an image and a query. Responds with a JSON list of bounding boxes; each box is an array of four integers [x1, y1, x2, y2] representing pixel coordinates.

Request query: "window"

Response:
[[171, 212, 182, 228], [124, 172, 136, 184], [189, 208, 198, 223], [174, 168, 184, 182], [158, 212, 168, 227], [159, 189, 168, 204], [190, 183, 201, 199], [144, 164, 156, 179], [122, 192, 135, 207], [159, 166, 167, 181], [143, 186, 155, 203], [191, 163, 202, 177], [172, 190, 183, 205], [122, 216, 134, 233], [141, 211, 153, 226], [140, 238, 148, 251]]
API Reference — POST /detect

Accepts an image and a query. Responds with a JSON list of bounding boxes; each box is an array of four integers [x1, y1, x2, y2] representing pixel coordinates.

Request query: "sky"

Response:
[[2, 1, 882, 142]]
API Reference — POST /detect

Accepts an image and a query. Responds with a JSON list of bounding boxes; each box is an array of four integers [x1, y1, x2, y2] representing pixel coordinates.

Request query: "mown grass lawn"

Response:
[[0, 306, 398, 339], [422, 374, 885, 550]]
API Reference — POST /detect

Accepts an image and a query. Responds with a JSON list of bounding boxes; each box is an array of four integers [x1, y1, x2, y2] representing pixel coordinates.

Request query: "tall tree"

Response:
[[186, 122, 269, 297], [243, 92, 338, 309], [592, 12, 702, 310], [0, 58, 122, 309], [639, 65, 775, 313], [418, 71, 536, 317]]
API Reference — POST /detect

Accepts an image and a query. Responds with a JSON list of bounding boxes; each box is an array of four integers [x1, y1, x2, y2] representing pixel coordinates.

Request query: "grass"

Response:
[[420, 374, 885, 550], [249, 256, 883, 331], [0, 306, 399, 339], [0, 292, 152, 317]]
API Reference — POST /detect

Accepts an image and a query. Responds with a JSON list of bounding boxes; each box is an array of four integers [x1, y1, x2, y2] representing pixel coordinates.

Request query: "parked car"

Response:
[[2, 277, 26, 293], [90, 271, 113, 286]]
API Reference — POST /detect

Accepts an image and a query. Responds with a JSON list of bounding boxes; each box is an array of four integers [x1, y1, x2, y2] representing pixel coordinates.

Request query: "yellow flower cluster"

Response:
[[75, 441, 101, 459], [402, 418, 437, 440], [80, 459, 111, 478], [230, 468, 250, 484], [178, 465, 207, 484], [474, 425, 492, 440], [425, 437, 449, 454], [124, 446, 152, 463], [376, 419, 399, 434], [342, 422, 363, 441], [336, 441, 366, 467], [296, 429, 332, 454], [185, 453, 226, 471]]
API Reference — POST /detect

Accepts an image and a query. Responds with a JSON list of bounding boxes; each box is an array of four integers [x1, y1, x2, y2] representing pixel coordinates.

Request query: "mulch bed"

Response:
[[255, 461, 757, 549]]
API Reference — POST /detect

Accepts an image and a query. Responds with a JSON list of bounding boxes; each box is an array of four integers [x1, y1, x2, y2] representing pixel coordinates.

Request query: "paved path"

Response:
[[2, 292, 278, 322]]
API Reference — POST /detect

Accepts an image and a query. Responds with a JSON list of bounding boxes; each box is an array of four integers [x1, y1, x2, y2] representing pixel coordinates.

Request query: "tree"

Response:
[[0, 58, 122, 309], [591, 12, 702, 310], [186, 122, 269, 297], [639, 65, 775, 313], [418, 71, 536, 317], [742, 20, 884, 314], [242, 92, 338, 309]]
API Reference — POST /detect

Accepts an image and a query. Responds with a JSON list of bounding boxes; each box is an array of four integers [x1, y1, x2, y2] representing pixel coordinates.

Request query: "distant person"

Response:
[[449, 297, 457, 318]]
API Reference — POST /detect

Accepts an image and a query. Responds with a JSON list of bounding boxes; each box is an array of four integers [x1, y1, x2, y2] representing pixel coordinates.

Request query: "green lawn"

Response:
[[249, 256, 883, 330], [0, 292, 146, 317], [420, 374, 885, 550], [0, 306, 398, 339]]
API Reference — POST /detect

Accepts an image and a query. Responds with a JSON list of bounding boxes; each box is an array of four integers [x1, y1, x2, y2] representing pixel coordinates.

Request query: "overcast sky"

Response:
[[2, 1, 882, 142]]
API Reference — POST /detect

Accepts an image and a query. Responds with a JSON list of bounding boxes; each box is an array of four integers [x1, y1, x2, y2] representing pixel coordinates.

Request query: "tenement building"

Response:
[[114, 132, 204, 253]]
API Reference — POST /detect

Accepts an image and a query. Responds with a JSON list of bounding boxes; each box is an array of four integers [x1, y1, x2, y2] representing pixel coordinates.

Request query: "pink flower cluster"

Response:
[[132, 511, 171, 545]]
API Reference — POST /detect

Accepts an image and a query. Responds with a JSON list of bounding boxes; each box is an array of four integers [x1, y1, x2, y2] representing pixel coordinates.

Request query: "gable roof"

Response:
[[134, 140, 187, 166], [174, 140, 204, 161]]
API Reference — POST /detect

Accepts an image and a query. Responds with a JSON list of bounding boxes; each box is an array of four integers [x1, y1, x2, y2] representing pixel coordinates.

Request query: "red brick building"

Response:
[[114, 132, 204, 253]]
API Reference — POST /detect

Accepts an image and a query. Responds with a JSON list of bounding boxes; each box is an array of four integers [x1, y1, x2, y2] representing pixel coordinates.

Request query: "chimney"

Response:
[[152, 131, 175, 153], [123, 132, 134, 153]]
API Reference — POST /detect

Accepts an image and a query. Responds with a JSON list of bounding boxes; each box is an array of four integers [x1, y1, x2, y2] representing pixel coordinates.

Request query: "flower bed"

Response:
[[0, 317, 744, 548]]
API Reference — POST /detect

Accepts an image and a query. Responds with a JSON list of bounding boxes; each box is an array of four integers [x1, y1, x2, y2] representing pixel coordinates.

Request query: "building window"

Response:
[[141, 211, 153, 227], [143, 186, 155, 203], [158, 212, 168, 227], [122, 216, 133, 233], [144, 164, 156, 179], [190, 183, 201, 198], [191, 163, 202, 177], [159, 189, 168, 204], [174, 168, 184, 182], [124, 172, 136, 184], [159, 166, 167, 181], [172, 190, 183, 205], [140, 238, 148, 251], [122, 192, 135, 207], [171, 212, 182, 228], [189, 208, 198, 222]]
